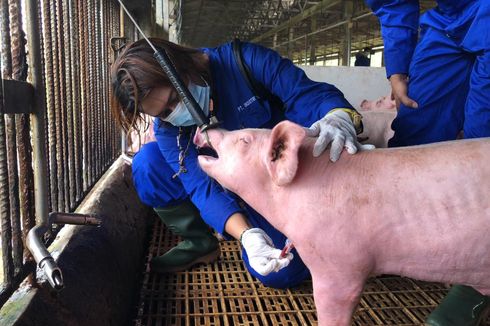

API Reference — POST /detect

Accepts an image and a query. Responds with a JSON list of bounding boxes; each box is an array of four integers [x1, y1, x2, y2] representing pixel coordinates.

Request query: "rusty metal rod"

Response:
[[41, 0, 58, 213], [0, 0, 15, 288], [71, 0, 83, 204], [57, 0, 70, 212], [5, 114, 22, 273], [9, 0, 26, 276], [62, 0, 75, 209], [51, 0, 64, 213], [8, 0, 25, 274], [10, 0, 35, 267], [78, 0, 88, 192]]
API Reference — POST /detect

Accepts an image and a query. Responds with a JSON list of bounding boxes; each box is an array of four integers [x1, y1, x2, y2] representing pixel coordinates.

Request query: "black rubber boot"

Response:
[[426, 285, 490, 326], [151, 201, 220, 273]]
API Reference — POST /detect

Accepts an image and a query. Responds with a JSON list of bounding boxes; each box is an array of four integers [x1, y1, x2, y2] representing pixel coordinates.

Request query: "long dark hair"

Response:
[[110, 38, 210, 133]]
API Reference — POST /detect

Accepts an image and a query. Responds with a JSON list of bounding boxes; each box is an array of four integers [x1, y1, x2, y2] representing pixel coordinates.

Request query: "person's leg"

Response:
[[463, 50, 490, 138], [426, 50, 490, 326], [132, 142, 219, 273], [240, 205, 310, 289], [427, 285, 490, 326], [388, 27, 474, 147]]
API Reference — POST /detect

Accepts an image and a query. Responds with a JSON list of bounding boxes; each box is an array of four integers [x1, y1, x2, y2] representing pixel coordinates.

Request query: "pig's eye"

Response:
[[239, 137, 249, 144]]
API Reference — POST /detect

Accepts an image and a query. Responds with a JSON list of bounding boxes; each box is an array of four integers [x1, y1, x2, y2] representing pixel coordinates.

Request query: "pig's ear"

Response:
[[265, 121, 306, 186]]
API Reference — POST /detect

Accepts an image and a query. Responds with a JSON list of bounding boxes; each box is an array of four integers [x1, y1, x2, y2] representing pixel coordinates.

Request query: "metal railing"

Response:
[[0, 0, 123, 306]]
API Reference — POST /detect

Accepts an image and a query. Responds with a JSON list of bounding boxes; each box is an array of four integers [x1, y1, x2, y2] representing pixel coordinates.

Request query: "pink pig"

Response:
[[194, 121, 490, 326], [360, 95, 396, 111], [358, 110, 396, 148]]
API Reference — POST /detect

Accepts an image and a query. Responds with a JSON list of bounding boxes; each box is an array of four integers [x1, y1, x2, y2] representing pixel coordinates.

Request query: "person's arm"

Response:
[[366, 0, 419, 77], [240, 42, 352, 127], [240, 42, 374, 161], [366, 0, 420, 108], [224, 212, 251, 240]]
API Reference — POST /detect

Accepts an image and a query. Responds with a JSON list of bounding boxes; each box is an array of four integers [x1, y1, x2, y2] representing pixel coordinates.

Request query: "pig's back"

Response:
[[365, 138, 490, 285]]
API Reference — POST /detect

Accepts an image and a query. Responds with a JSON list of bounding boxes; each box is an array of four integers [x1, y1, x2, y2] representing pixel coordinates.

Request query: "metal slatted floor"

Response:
[[135, 216, 490, 326]]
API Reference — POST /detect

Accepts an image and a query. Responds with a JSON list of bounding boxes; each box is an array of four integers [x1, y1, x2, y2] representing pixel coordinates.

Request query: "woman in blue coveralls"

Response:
[[110, 38, 370, 289], [366, 0, 490, 325]]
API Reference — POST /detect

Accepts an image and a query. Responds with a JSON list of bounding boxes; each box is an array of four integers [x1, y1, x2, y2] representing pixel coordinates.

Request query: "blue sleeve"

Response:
[[153, 119, 243, 235], [241, 42, 354, 127], [366, 0, 420, 77]]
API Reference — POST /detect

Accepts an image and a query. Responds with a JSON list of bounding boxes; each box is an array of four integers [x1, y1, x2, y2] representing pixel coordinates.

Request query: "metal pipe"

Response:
[[342, 0, 353, 67], [25, 0, 48, 226], [26, 212, 101, 290], [24, 0, 53, 288]]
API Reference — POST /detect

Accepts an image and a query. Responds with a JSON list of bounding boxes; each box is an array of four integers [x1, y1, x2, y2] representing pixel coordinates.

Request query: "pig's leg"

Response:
[[311, 272, 365, 326]]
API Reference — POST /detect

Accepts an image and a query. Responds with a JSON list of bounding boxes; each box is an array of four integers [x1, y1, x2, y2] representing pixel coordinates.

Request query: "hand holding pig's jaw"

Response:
[[307, 110, 375, 162], [241, 228, 293, 275]]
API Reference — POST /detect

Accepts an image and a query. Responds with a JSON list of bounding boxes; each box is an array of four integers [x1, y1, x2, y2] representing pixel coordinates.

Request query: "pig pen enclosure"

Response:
[[134, 215, 490, 326], [1, 0, 489, 325]]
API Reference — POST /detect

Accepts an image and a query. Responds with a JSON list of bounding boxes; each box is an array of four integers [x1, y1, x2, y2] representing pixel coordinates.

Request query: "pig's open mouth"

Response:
[[193, 130, 219, 161], [198, 145, 219, 160]]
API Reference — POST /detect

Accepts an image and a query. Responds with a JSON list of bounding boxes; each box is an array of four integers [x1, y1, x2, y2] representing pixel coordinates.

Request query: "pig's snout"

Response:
[[193, 128, 206, 147]]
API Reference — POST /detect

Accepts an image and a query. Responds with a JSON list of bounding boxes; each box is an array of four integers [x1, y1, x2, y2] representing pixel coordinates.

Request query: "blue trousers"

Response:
[[388, 27, 490, 147], [132, 142, 310, 288]]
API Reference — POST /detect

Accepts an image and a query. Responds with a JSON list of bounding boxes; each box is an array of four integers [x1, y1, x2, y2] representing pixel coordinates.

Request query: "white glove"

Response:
[[306, 110, 375, 162], [240, 228, 293, 276]]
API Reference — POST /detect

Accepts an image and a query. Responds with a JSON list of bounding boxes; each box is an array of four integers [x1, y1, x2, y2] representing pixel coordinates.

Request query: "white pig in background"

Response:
[[357, 110, 396, 148], [358, 95, 396, 148], [360, 95, 396, 111], [194, 121, 490, 326]]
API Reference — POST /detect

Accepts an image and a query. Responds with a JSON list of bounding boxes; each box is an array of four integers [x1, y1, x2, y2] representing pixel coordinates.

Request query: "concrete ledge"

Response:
[[0, 157, 152, 326]]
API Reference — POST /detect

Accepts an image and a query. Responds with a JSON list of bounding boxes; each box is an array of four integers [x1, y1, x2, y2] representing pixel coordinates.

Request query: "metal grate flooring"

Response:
[[135, 216, 490, 326]]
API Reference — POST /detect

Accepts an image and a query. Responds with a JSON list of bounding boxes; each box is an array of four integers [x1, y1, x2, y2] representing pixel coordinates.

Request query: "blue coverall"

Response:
[[132, 41, 353, 288], [366, 0, 490, 146]]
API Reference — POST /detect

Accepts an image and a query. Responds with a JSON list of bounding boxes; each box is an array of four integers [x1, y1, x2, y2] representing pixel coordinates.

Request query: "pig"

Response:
[[360, 95, 396, 111], [357, 110, 396, 148], [357, 95, 397, 148], [194, 121, 490, 326]]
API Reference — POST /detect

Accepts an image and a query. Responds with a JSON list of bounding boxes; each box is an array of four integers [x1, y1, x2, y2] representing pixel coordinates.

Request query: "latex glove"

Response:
[[240, 228, 293, 276], [307, 110, 375, 162], [389, 74, 418, 109]]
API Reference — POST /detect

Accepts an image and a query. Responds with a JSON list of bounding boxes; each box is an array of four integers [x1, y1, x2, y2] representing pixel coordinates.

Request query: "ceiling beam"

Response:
[[251, 0, 340, 43], [272, 11, 372, 49]]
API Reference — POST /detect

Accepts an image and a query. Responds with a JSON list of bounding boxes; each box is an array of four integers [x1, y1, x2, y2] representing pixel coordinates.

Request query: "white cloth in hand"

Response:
[[307, 110, 375, 162], [240, 228, 293, 276]]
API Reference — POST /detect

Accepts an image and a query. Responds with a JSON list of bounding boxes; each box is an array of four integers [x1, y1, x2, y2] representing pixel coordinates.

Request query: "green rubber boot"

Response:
[[426, 285, 490, 326], [151, 201, 220, 273]]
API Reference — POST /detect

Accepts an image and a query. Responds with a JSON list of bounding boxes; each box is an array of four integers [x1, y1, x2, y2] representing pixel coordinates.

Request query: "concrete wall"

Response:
[[301, 66, 391, 109], [0, 158, 152, 326]]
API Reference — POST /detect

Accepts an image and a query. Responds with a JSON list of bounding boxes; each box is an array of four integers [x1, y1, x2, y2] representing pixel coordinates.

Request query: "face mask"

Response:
[[164, 82, 210, 127]]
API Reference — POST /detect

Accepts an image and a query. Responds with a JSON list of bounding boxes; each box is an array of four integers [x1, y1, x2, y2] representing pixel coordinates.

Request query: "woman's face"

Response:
[[140, 86, 180, 119]]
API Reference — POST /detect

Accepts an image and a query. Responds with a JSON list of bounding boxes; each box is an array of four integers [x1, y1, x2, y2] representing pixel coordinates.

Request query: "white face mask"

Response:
[[164, 82, 210, 127]]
